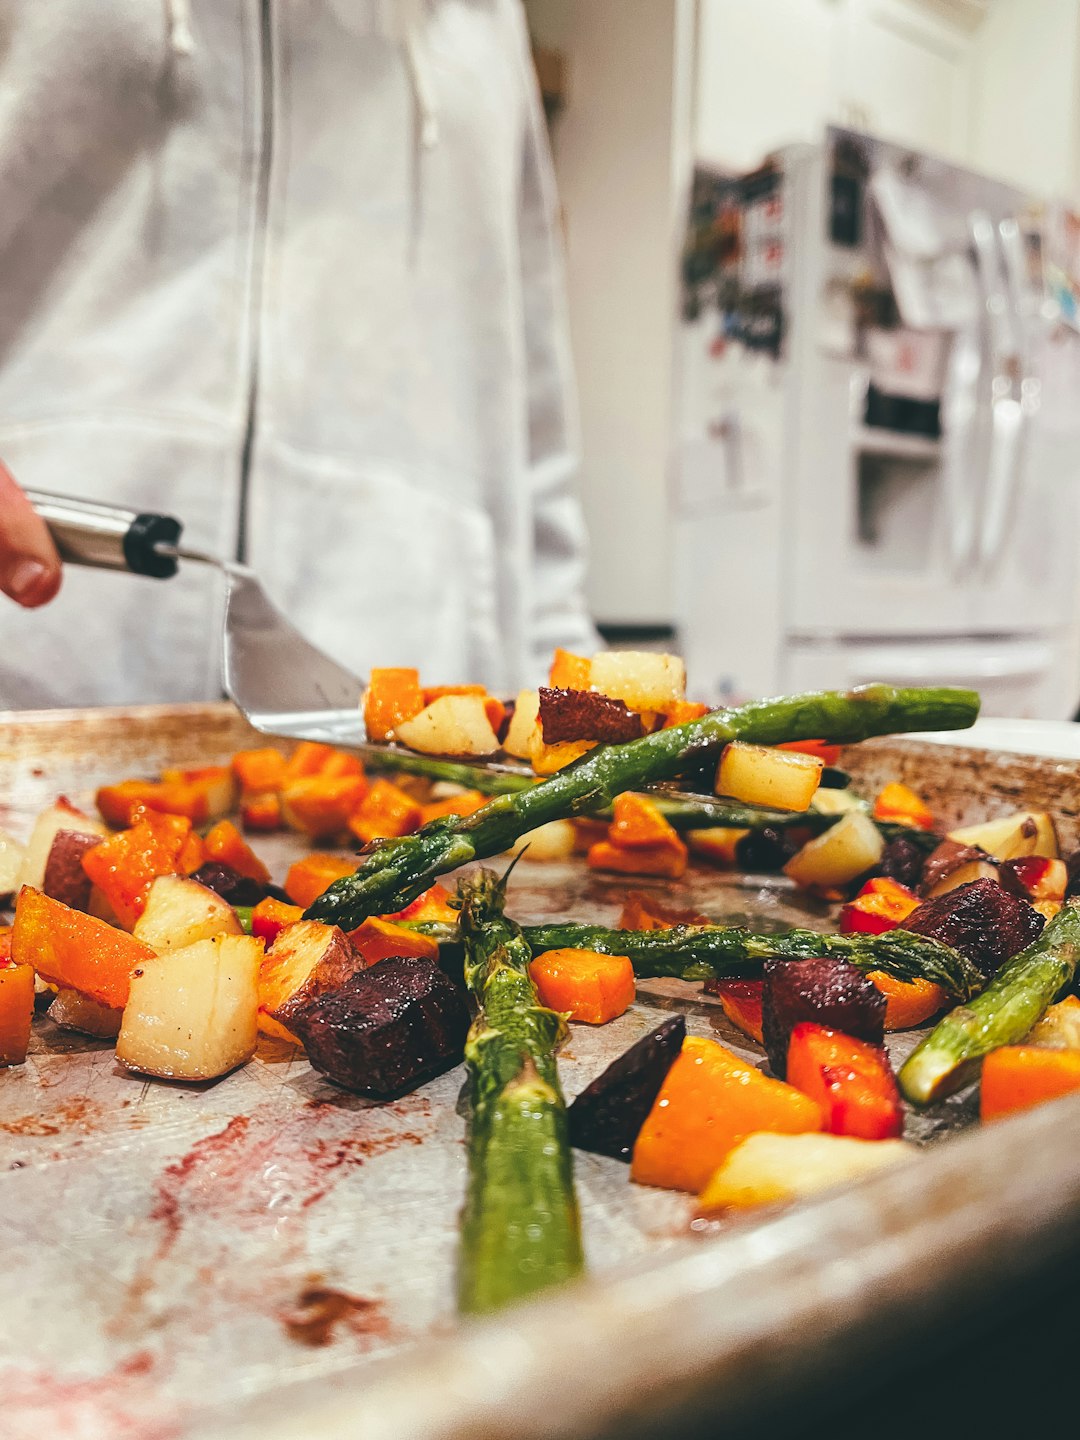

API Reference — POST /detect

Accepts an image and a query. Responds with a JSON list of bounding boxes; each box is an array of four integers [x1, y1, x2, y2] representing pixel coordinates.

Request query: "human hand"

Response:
[[0, 464, 62, 606]]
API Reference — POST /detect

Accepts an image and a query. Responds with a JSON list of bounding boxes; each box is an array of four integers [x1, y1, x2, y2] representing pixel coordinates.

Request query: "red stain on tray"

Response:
[[0, 1353, 176, 1440], [278, 1283, 392, 1348]]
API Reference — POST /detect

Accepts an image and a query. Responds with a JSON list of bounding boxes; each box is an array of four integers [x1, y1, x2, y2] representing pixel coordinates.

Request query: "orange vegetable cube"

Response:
[[685, 827, 749, 867], [631, 1036, 822, 1192], [250, 897, 304, 946], [661, 700, 710, 728], [571, 817, 610, 854], [776, 739, 843, 766], [347, 778, 423, 845], [786, 1024, 903, 1140], [96, 780, 172, 829], [345, 917, 441, 966], [980, 1045, 1080, 1121], [0, 927, 11, 961], [241, 793, 282, 832], [81, 813, 199, 929], [12, 888, 155, 1010], [528, 948, 635, 1024], [867, 971, 947, 1030], [419, 791, 489, 825], [0, 959, 35, 1066], [617, 890, 707, 931], [548, 648, 591, 689], [608, 792, 678, 850], [530, 738, 597, 776], [707, 978, 765, 1044], [284, 853, 357, 909], [587, 837, 688, 879], [203, 820, 272, 884], [283, 742, 336, 782], [320, 751, 365, 779], [231, 747, 287, 795], [364, 668, 425, 742], [838, 876, 920, 936], [157, 766, 239, 822], [872, 781, 935, 832], [421, 683, 486, 703], [281, 774, 368, 840]]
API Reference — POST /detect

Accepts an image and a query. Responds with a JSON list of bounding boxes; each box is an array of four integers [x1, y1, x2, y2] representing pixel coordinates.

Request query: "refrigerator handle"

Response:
[[971, 214, 1029, 574], [940, 322, 981, 576]]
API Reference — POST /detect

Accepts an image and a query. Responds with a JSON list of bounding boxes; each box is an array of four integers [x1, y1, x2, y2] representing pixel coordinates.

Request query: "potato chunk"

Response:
[[259, 920, 364, 1043], [116, 935, 260, 1081], [947, 810, 1058, 861], [783, 812, 884, 890], [133, 875, 243, 951], [716, 742, 823, 812], [589, 651, 686, 712], [698, 1131, 916, 1212], [393, 695, 499, 757], [49, 988, 122, 1039], [502, 689, 541, 760], [17, 800, 106, 892]]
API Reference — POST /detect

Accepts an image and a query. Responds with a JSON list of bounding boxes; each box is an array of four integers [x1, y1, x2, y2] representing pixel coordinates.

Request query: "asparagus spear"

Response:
[[457, 869, 583, 1314], [306, 684, 979, 928], [899, 901, 1080, 1105]]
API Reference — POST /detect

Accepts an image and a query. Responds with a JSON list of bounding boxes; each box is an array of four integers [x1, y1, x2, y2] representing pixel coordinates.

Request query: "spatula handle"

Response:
[[27, 490, 182, 578]]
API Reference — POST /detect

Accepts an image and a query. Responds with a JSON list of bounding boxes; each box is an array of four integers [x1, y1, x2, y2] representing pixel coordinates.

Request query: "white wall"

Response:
[[968, 0, 1080, 198], [541, 0, 692, 624]]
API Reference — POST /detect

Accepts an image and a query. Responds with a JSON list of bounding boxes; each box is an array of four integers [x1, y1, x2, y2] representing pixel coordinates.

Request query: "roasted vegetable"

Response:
[[783, 811, 885, 891], [259, 920, 365, 1043], [872, 782, 934, 831], [456, 870, 583, 1314], [902, 877, 1044, 976], [762, 957, 886, 1078], [41, 828, 101, 911], [0, 958, 35, 1065], [17, 798, 106, 891], [630, 1036, 822, 1192], [786, 1023, 903, 1139], [520, 920, 982, 999], [838, 876, 919, 935], [306, 685, 980, 929], [538, 687, 644, 744], [716, 742, 822, 813], [999, 857, 1068, 907], [288, 956, 469, 1099], [567, 1015, 686, 1161], [948, 810, 1058, 861], [877, 833, 927, 891], [191, 860, 285, 908], [868, 972, 947, 1030], [698, 1132, 915, 1212], [980, 1045, 1080, 1121], [12, 887, 155, 1010], [48, 988, 122, 1039], [705, 977, 764, 1043], [528, 947, 635, 1025], [899, 901, 1080, 1105], [133, 874, 243, 951], [919, 839, 987, 897]]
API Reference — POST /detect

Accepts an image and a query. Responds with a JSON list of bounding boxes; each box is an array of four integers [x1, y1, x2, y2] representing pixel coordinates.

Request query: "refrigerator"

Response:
[[673, 128, 1080, 718]]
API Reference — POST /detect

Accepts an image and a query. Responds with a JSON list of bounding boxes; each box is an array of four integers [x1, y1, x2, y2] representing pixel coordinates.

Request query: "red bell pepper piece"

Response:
[[838, 876, 919, 936], [786, 1022, 904, 1140]]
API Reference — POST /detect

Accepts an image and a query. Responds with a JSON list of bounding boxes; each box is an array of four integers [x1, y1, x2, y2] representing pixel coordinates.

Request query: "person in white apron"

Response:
[[0, 1, 596, 707]]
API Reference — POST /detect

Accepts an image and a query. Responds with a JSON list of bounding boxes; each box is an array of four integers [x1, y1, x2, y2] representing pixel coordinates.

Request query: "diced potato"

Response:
[[0, 829, 27, 897], [1025, 995, 1080, 1051], [259, 920, 364, 1043], [809, 789, 865, 817], [505, 820, 577, 862], [685, 827, 749, 866], [716, 742, 823, 813], [783, 811, 884, 890], [502, 689, 541, 760], [698, 1131, 916, 1212], [16, 800, 106, 892], [49, 988, 122, 1039], [926, 858, 999, 898], [947, 810, 1058, 861], [588, 651, 686, 713], [116, 935, 261, 1081], [133, 874, 243, 952], [393, 695, 499, 758]]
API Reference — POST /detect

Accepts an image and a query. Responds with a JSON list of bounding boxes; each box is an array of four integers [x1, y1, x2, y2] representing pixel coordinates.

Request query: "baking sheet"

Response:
[[2, 705, 1079, 1440]]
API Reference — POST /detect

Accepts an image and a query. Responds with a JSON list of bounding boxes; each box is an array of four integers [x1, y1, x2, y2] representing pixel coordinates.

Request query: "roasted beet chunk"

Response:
[[735, 825, 805, 874], [288, 956, 469, 1099], [190, 861, 287, 908], [902, 878, 1043, 977], [878, 834, 927, 892], [567, 1015, 685, 1162], [762, 956, 885, 1078], [538, 687, 645, 745]]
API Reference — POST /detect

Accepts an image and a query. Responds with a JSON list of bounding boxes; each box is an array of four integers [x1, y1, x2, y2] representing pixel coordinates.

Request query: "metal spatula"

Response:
[[23, 491, 561, 779]]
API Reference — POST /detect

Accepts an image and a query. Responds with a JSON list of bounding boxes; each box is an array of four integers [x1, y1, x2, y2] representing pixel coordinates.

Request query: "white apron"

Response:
[[0, 0, 596, 707]]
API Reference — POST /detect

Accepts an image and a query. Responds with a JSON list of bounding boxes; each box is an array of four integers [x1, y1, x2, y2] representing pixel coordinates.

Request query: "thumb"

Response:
[[0, 465, 62, 607]]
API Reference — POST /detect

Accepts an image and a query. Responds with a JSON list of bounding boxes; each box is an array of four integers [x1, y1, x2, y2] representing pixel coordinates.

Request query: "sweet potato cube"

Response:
[[251, 897, 304, 946], [241, 793, 282, 832], [231, 747, 287, 795], [630, 1036, 821, 1192], [530, 736, 597, 775], [345, 917, 441, 967], [282, 742, 336, 782], [81, 813, 197, 929], [363, 668, 425, 742], [607, 793, 678, 850], [347, 779, 423, 845], [96, 780, 170, 829], [203, 820, 271, 884], [12, 887, 155, 1009], [548, 648, 592, 689], [586, 837, 688, 879], [529, 948, 635, 1025], [0, 960, 35, 1065], [284, 853, 357, 909], [281, 774, 368, 840], [259, 920, 364, 1043], [867, 971, 947, 1030], [872, 782, 935, 832], [661, 700, 710, 729], [157, 766, 239, 823], [418, 791, 489, 824], [980, 1045, 1080, 1121], [382, 882, 458, 925]]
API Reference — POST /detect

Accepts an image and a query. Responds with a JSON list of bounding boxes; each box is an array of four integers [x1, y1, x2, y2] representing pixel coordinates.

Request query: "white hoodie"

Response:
[[0, 0, 596, 707]]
